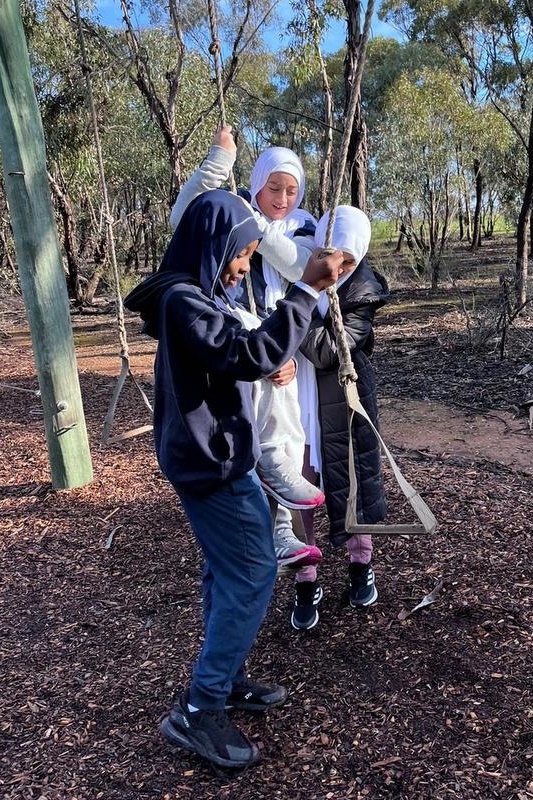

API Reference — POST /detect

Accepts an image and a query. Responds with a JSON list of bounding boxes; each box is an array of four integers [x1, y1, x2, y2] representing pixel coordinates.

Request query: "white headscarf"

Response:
[[314, 206, 372, 317], [249, 147, 306, 211], [248, 146, 314, 310]]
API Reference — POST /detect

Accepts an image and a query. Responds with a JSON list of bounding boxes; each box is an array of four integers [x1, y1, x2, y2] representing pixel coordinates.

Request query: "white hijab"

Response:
[[314, 206, 372, 317], [249, 147, 314, 309], [249, 147, 306, 211]]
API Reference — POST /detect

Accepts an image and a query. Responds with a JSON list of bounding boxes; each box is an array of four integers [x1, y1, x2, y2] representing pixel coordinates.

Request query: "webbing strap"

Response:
[[344, 382, 437, 536]]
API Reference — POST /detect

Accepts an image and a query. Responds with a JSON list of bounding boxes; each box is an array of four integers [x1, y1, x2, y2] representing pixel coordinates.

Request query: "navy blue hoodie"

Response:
[[124, 190, 318, 496]]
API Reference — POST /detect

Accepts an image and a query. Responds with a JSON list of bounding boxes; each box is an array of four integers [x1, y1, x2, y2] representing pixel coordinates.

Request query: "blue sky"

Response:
[[95, 1, 401, 51]]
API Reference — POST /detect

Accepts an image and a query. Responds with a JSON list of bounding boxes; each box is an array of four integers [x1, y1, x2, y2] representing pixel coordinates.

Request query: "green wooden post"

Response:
[[0, 0, 93, 488]]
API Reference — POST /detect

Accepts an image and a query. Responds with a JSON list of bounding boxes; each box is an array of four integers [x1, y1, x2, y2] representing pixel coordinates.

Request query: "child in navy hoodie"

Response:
[[124, 189, 343, 769]]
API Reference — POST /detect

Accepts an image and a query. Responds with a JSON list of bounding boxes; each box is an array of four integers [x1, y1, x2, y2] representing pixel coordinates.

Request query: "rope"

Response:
[[73, 0, 153, 446], [206, 0, 257, 316], [207, 0, 236, 194], [318, 0, 436, 536], [322, 0, 376, 386], [0, 382, 40, 396]]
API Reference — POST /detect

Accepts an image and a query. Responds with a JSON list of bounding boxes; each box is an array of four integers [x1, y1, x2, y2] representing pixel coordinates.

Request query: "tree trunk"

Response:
[[0, 0, 92, 488], [471, 158, 483, 250], [458, 198, 464, 240], [48, 170, 85, 304], [84, 227, 107, 305], [515, 105, 533, 308], [0, 217, 17, 277], [342, 0, 367, 210]]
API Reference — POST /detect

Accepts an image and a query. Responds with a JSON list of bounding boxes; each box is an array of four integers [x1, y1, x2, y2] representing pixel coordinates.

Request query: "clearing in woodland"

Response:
[[0, 234, 532, 800]]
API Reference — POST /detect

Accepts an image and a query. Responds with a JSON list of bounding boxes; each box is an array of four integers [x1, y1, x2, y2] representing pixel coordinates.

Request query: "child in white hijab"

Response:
[[292, 205, 389, 631], [169, 126, 323, 571]]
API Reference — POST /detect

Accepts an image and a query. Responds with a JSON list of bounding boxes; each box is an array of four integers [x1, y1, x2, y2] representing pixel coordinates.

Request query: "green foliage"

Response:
[[0, 0, 529, 298]]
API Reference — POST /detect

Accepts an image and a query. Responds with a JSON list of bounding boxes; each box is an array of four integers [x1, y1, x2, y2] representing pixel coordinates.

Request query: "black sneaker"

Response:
[[226, 680, 287, 711], [349, 563, 378, 608], [291, 581, 324, 630], [160, 692, 260, 768]]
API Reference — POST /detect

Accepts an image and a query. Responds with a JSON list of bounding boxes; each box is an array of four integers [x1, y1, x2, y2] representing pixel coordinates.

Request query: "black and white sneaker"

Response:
[[349, 563, 378, 608], [291, 580, 324, 630], [226, 680, 287, 712], [160, 692, 260, 768]]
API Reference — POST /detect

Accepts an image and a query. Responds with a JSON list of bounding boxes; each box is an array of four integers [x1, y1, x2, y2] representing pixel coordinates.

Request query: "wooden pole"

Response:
[[0, 0, 93, 488]]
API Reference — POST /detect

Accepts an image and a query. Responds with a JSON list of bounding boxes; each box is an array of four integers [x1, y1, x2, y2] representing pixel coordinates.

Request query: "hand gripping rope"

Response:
[[207, 0, 436, 536]]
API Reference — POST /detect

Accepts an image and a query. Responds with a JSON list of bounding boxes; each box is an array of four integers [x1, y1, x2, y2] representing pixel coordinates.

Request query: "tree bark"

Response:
[[342, 0, 367, 209], [471, 158, 483, 250], [48, 170, 85, 304], [515, 105, 533, 308]]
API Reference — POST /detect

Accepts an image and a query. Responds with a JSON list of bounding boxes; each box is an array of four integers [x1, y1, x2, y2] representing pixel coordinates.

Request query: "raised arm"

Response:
[[169, 127, 236, 230]]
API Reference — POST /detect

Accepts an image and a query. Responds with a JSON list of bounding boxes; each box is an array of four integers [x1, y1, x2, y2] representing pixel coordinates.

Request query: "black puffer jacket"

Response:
[[299, 257, 389, 546]]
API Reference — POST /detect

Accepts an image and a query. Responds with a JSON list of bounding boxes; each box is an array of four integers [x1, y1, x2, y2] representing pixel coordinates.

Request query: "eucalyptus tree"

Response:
[[85, 0, 278, 204], [380, 0, 533, 305], [23, 2, 104, 302], [372, 67, 494, 287]]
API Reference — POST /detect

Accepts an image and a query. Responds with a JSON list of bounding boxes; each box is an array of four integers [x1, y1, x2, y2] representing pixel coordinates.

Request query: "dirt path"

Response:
[[380, 398, 533, 476]]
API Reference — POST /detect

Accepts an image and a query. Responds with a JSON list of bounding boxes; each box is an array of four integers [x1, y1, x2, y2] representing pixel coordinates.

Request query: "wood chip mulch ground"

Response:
[[1, 266, 532, 800]]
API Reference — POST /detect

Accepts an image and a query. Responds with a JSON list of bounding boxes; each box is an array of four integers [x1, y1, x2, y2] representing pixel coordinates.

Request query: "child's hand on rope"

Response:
[[213, 125, 237, 156], [301, 248, 344, 291]]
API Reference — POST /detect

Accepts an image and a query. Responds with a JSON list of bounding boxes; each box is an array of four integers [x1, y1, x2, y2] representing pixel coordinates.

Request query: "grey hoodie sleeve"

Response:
[[169, 145, 235, 230], [256, 227, 315, 283], [169, 144, 314, 284]]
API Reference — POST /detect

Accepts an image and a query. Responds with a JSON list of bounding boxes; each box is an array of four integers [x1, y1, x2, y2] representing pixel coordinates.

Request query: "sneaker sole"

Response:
[[276, 550, 322, 569], [291, 608, 319, 630], [260, 482, 325, 510], [160, 717, 260, 768], [350, 586, 378, 609]]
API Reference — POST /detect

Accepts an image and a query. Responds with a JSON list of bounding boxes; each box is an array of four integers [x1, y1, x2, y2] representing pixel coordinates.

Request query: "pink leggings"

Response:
[[296, 447, 372, 583]]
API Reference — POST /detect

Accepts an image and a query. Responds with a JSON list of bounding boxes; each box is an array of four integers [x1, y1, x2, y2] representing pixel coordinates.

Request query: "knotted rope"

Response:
[[319, 0, 436, 535]]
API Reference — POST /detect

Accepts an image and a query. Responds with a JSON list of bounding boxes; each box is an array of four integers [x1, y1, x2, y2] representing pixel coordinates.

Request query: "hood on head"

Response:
[[160, 189, 261, 299], [124, 189, 261, 336], [249, 147, 305, 211]]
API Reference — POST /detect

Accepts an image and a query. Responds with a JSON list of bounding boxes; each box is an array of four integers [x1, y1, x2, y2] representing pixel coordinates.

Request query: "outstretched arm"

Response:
[[169, 126, 236, 230], [169, 249, 345, 381]]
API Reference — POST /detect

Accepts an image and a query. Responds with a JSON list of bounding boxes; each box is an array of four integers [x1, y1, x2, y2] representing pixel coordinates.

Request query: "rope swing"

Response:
[[73, 0, 153, 446], [321, 1, 436, 536]]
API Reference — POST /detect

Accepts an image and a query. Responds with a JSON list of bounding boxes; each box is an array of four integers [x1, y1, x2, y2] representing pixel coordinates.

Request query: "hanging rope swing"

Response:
[[319, 2, 436, 536], [73, 0, 153, 446]]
